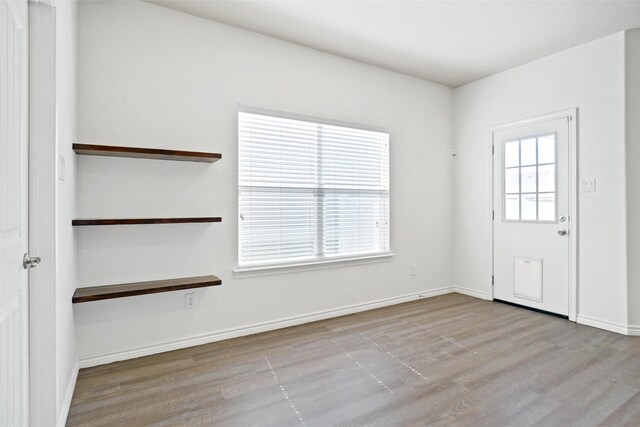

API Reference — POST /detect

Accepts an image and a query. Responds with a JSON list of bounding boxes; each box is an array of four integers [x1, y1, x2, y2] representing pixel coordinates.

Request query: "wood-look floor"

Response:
[[67, 294, 640, 426]]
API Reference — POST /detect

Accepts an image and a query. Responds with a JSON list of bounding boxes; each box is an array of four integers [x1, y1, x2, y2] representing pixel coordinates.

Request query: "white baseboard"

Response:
[[455, 289, 639, 336], [453, 286, 488, 300], [57, 360, 79, 427], [627, 325, 640, 336], [576, 314, 630, 335], [79, 286, 455, 368], [452, 287, 639, 337]]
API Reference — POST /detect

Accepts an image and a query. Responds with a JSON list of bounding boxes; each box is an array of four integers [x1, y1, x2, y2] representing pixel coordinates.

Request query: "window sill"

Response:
[[233, 253, 395, 278]]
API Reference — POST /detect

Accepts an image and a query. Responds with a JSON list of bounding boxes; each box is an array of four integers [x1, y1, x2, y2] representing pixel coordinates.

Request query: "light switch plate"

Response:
[[580, 179, 596, 193]]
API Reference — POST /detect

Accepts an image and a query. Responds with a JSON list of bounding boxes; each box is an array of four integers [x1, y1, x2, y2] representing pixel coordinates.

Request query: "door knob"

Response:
[[557, 229, 568, 236], [23, 253, 41, 269]]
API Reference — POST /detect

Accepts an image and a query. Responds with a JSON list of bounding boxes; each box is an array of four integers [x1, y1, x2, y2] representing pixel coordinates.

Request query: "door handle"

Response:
[[557, 229, 568, 236], [23, 253, 41, 269]]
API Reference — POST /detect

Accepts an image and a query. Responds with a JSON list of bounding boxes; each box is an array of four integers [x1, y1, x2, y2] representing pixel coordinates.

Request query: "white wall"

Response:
[[626, 29, 640, 330], [55, 0, 79, 424], [74, 0, 453, 364], [453, 34, 628, 329]]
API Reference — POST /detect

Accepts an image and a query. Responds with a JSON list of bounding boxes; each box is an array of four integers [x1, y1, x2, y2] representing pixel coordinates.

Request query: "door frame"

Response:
[[28, 0, 58, 424], [489, 109, 578, 321]]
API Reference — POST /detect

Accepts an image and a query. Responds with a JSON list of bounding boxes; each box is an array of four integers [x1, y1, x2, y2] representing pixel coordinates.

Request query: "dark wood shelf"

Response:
[[73, 143, 222, 163], [72, 275, 222, 303], [72, 217, 222, 226]]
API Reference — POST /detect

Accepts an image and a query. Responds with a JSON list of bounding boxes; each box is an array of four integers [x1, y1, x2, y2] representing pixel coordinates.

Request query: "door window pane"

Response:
[[505, 195, 520, 220], [538, 164, 555, 193], [538, 193, 556, 221], [521, 194, 537, 220], [538, 134, 555, 164], [521, 166, 537, 193], [504, 141, 520, 167], [521, 138, 537, 166], [504, 168, 519, 194]]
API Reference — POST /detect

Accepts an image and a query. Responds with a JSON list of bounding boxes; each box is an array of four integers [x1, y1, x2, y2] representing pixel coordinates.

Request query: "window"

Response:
[[238, 111, 390, 268], [503, 134, 556, 222]]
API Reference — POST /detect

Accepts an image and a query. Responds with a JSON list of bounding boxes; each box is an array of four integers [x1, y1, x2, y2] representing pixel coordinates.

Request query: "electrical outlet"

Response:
[[185, 293, 196, 309], [411, 265, 416, 276]]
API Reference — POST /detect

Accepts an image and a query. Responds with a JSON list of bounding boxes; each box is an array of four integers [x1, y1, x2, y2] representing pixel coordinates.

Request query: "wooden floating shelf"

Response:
[[72, 217, 222, 226], [72, 275, 222, 303], [73, 143, 222, 163]]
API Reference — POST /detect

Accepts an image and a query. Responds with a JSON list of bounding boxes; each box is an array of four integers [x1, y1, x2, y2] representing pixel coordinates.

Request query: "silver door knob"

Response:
[[557, 229, 568, 236], [23, 253, 41, 269]]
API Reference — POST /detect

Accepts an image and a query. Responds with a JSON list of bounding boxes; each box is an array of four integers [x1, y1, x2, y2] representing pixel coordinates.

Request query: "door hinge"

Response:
[[492, 145, 495, 155], [492, 210, 495, 220], [491, 275, 495, 285]]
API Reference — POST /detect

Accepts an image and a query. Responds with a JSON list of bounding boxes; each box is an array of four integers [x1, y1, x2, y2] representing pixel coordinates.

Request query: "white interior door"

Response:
[[493, 116, 571, 316], [0, 0, 30, 425]]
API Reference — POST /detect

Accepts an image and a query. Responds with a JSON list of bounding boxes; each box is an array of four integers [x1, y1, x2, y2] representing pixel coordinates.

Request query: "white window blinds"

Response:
[[238, 112, 390, 267]]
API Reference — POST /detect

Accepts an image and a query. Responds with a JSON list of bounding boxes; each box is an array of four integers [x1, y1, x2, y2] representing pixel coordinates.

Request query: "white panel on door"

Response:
[[0, 296, 24, 427], [0, 0, 29, 424], [513, 256, 543, 302]]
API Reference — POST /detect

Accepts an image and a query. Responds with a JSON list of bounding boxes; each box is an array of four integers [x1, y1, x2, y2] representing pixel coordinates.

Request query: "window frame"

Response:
[[234, 107, 393, 275], [501, 132, 558, 224]]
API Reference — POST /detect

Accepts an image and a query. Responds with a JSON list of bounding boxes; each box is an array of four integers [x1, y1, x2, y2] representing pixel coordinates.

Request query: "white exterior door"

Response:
[[493, 115, 572, 317], [0, 0, 30, 425]]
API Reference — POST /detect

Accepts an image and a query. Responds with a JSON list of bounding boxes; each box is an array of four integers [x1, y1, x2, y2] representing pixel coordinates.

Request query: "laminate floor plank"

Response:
[[67, 294, 640, 426], [599, 391, 640, 426]]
